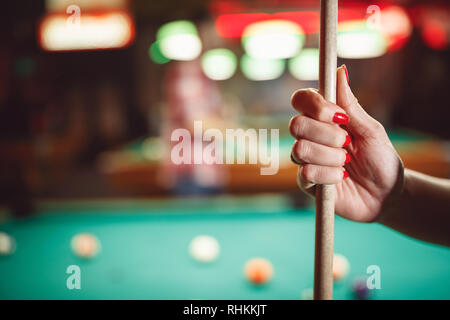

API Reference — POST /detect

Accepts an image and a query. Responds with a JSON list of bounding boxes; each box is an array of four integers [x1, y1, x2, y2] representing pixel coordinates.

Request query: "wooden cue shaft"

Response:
[[314, 0, 338, 300]]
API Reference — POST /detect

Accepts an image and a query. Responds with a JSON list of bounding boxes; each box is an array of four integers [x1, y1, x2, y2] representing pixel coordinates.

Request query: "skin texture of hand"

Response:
[[289, 65, 404, 223]]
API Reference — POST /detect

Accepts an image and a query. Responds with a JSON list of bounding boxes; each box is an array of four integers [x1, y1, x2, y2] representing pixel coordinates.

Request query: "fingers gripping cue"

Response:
[[313, 0, 338, 300]]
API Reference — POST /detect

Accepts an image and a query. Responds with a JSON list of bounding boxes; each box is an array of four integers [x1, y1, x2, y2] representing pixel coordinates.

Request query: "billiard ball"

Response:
[[333, 253, 350, 281], [0, 232, 16, 256], [352, 277, 371, 300], [189, 235, 220, 263], [244, 258, 274, 285], [71, 233, 100, 258]]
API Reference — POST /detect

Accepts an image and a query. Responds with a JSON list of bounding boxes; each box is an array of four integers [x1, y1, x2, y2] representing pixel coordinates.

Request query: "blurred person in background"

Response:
[[160, 61, 228, 195]]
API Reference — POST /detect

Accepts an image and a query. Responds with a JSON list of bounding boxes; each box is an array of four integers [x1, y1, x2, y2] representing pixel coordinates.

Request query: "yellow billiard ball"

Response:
[[0, 232, 16, 256]]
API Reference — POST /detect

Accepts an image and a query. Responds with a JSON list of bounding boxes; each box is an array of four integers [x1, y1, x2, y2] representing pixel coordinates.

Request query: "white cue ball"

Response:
[[71, 233, 100, 258], [0, 231, 16, 256], [189, 235, 220, 263], [333, 253, 350, 281]]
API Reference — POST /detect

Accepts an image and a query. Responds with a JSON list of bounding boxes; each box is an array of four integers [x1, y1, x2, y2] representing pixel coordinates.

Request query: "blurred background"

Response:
[[0, 0, 449, 300], [1, 0, 449, 212]]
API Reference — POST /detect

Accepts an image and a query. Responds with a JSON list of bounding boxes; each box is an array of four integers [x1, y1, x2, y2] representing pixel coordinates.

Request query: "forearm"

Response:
[[378, 169, 450, 247]]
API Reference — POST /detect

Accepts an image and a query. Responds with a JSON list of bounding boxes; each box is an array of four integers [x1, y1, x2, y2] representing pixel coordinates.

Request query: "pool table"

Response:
[[0, 194, 449, 300]]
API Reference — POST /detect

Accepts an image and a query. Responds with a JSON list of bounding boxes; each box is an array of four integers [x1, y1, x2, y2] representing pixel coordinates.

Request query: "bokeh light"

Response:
[[40, 12, 135, 51], [201, 49, 237, 81], [379, 6, 412, 52], [240, 54, 285, 81], [288, 48, 319, 81], [149, 41, 170, 64], [157, 20, 202, 61], [337, 20, 387, 59], [422, 18, 448, 50], [242, 20, 305, 59]]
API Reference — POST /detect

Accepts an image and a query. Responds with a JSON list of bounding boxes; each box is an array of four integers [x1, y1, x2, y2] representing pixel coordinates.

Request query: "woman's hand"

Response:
[[289, 65, 404, 222]]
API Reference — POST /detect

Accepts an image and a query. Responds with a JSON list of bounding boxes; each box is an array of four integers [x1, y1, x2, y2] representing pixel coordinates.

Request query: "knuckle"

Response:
[[367, 120, 387, 139], [295, 139, 311, 162], [341, 150, 348, 164], [338, 129, 348, 146], [316, 108, 328, 121], [301, 164, 315, 182], [328, 128, 345, 147], [293, 115, 309, 137], [288, 116, 297, 137], [314, 166, 326, 182], [310, 93, 324, 112], [335, 134, 345, 147], [371, 120, 385, 133]]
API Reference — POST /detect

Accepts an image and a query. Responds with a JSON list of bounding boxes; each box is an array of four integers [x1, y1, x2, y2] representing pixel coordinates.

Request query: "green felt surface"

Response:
[[0, 195, 449, 300]]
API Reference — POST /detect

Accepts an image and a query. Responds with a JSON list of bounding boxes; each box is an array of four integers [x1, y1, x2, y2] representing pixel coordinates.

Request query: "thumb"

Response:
[[337, 65, 381, 138]]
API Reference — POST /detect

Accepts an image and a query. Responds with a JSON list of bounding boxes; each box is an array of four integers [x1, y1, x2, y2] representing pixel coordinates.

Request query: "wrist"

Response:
[[376, 162, 407, 225]]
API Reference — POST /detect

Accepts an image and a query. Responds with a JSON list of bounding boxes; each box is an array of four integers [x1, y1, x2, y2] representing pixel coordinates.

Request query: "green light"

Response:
[[240, 54, 285, 81], [149, 41, 170, 64], [157, 20, 198, 41], [201, 49, 237, 81], [288, 48, 319, 81], [156, 20, 202, 61]]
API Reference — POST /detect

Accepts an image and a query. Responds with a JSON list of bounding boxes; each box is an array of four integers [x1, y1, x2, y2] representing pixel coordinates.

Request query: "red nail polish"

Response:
[[343, 64, 349, 84], [345, 153, 351, 164], [333, 112, 349, 125], [343, 135, 351, 147], [343, 170, 349, 179]]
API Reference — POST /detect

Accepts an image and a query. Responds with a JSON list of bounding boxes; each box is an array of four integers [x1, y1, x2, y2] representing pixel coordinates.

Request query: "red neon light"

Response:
[[338, 8, 364, 22], [215, 8, 365, 38], [273, 11, 319, 34], [422, 19, 448, 50], [215, 13, 271, 37]]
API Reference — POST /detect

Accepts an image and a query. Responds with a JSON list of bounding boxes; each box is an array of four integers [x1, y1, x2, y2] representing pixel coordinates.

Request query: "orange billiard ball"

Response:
[[71, 233, 100, 258], [244, 258, 274, 285]]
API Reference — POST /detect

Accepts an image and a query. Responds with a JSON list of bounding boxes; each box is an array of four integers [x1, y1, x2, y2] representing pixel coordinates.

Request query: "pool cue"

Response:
[[313, 0, 338, 300]]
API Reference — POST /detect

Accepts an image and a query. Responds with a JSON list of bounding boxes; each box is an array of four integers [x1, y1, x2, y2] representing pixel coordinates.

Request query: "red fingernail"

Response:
[[343, 135, 351, 147], [343, 170, 349, 179], [343, 64, 349, 84], [333, 112, 349, 125], [345, 153, 351, 164]]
